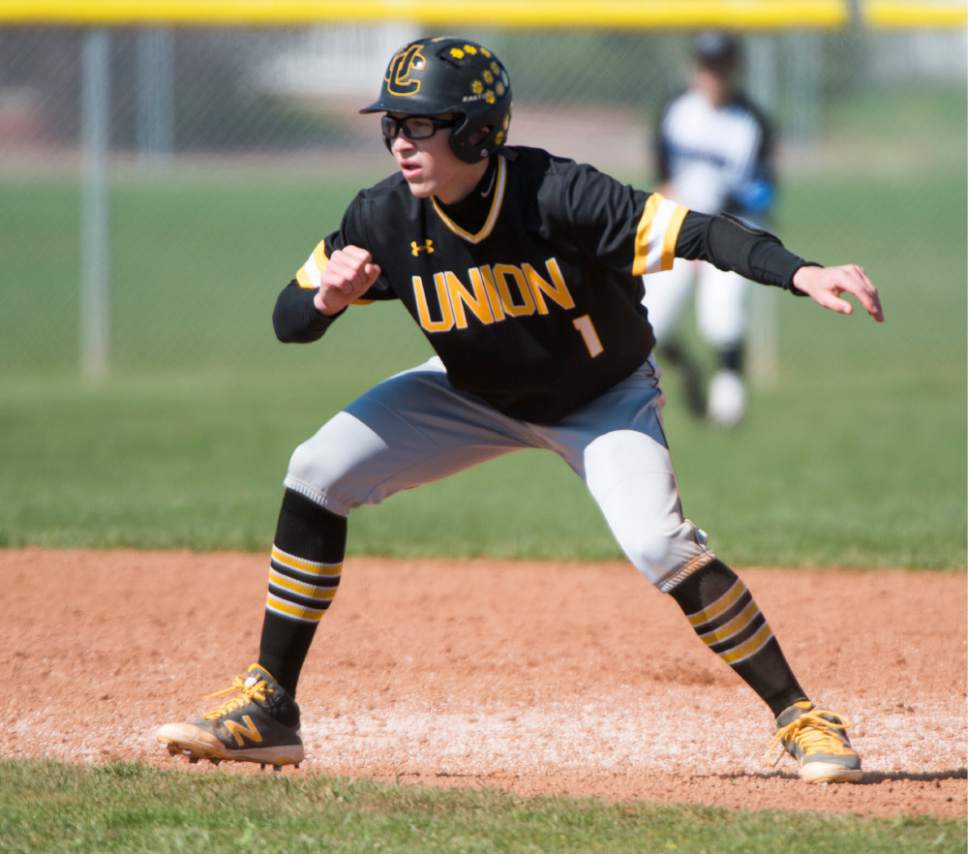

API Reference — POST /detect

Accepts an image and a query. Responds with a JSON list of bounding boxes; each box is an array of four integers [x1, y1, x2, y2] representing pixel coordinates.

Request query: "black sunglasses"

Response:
[[381, 115, 459, 143]]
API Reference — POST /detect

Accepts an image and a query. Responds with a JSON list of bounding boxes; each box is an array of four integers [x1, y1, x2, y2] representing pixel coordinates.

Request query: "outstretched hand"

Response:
[[314, 245, 382, 316], [792, 264, 884, 323]]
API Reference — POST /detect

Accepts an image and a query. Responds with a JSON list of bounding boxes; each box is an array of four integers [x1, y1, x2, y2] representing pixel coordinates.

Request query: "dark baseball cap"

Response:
[[693, 30, 741, 71]]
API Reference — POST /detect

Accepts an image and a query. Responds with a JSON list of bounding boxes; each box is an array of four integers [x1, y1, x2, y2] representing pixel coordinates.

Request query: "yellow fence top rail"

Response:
[[864, 1, 968, 28], [3, 0, 963, 28], [0, 0, 850, 28]]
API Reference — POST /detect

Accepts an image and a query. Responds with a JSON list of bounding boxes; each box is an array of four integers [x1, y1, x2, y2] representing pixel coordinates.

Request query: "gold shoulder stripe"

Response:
[[632, 193, 663, 277], [312, 240, 328, 269], [431, 156, 507, 245], [295, 239, 328, 289], [632, 194, 689, 277], [660, 203, 689, 272]]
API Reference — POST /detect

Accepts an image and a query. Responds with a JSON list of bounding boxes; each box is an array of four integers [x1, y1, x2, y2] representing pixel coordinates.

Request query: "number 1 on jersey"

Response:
[[573, 314, 604, 358]]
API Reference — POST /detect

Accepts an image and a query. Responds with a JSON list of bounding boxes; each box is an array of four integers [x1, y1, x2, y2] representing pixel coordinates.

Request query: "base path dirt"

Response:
[[3, 549, 965, 819]]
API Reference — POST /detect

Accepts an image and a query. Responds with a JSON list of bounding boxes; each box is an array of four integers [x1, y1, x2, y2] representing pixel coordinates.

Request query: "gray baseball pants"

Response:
[[283, 356, 713, 588]]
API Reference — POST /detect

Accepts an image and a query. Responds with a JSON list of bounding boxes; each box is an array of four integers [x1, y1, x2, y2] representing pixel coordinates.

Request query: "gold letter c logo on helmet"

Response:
[[385, 44, 425, 97]]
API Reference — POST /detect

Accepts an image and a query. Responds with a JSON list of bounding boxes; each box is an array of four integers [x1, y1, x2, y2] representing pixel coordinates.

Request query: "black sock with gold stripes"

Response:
[[668, 559, 807, 717], [258, 489, 346, 699]]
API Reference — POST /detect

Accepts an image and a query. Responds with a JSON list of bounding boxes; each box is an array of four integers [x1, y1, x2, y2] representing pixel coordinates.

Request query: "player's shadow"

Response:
[[710, 768, 966, 784], [856, 768, 966, 784]]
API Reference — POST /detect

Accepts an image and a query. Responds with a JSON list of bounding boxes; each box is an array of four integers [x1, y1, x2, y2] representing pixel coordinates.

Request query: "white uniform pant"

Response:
[[284, 357, 713, 589], [643, 258, 749, 349]]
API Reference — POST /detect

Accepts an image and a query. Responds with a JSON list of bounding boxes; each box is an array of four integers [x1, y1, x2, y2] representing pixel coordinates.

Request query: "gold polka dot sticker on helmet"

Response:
[[481, 47, 492, 57], [484, 90, 496, 104], [471, 80, 483, 94], [464, 44, 478, 54], [483, 70, 494, 84], [496, 82, 506, 96], [502, 115, 510, 130], [490, 61, 500, 74], [450, 47, 464, 59], [494, 130, 505, 145]]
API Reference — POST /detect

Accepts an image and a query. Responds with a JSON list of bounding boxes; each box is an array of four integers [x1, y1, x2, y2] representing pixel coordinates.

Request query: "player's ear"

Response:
[[468, 126, 492, 146]]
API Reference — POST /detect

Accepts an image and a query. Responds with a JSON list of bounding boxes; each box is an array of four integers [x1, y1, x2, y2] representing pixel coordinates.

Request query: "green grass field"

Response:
[[0, 762, 963, 853], [1, 166, 964, 566]]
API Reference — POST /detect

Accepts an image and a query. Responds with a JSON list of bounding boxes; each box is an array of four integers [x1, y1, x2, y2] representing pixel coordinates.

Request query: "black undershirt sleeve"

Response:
[[675, 211, 816, 293], [272, 280, 345, 343]]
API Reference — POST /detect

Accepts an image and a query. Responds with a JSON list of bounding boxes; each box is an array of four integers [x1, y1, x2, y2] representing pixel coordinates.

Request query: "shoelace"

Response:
[[202, 675, 269, 721], [768, 709, 853, 766]]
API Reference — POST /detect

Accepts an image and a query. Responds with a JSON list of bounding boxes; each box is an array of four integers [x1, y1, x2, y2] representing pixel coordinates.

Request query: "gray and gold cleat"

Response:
[[770, 700, 863, 783], [156, 663, 304, 769]]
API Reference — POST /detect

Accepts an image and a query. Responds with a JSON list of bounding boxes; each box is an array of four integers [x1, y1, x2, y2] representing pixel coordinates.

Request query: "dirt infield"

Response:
[[3, 549, 965, 819]]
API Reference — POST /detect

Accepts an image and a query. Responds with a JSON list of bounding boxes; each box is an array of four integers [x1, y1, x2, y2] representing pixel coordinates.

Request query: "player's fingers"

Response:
[[841, 266, 884, 323], [330, 275, 359, 296], [325, 254, 358, 280], [344, 253, 379, 290], [340, 245, 373, 266], [328, 247, 361, 268], [352, 260, 381, 291], [869, 291, 884, 322], [329, 255, 371, 292], [854, 269, 885, 323], [362, 262, 382, 287], [346, 269, 377, 299], [856, 286, 884, 322], [817, 291, 854, 315]]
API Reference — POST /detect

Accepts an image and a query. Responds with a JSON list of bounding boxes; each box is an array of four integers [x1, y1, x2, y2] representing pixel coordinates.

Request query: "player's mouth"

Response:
[[398, 159, 422, 180]]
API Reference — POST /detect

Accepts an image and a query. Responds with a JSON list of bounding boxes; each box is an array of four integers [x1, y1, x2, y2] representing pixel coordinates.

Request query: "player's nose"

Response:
[[390, 132, 415, 155]]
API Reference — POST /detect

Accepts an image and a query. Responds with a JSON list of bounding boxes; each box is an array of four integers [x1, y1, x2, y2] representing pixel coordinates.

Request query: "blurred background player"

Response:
[[644, 31, 776, 426]]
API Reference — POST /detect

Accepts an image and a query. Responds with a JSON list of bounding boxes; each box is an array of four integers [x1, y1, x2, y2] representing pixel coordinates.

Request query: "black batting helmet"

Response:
[[360, 36, 512, 164], [692, 30, 742, 73]]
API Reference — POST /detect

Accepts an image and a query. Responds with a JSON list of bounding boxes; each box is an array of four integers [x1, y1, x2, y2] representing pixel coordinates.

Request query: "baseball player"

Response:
[[157, 37, 883, 783], [644, 31, 776, 426]]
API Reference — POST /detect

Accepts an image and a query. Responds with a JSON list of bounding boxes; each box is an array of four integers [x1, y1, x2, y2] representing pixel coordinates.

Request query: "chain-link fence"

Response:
[[5, 25, 962, 164], [0, 22, 964, 376]]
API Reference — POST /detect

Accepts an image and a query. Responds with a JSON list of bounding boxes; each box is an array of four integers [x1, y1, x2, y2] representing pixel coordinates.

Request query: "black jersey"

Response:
[[278, 146, 806, 423]]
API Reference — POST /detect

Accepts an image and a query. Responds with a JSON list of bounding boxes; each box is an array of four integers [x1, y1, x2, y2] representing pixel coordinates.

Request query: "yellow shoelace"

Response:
[[202, 675, 269, 721], [768, 709, 854, 765]]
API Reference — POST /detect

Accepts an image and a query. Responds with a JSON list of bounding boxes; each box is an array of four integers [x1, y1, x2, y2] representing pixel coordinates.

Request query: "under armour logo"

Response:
[[411, 239, 434, 256]]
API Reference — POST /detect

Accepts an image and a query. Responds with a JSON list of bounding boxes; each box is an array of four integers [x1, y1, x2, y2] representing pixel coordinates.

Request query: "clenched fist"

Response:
[[314, 245, 382, 316]]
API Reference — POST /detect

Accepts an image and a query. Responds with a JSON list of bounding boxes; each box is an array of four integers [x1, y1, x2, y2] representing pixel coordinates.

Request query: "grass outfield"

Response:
[[0, 761, 963, 853], [0, 164, 964, 567]]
